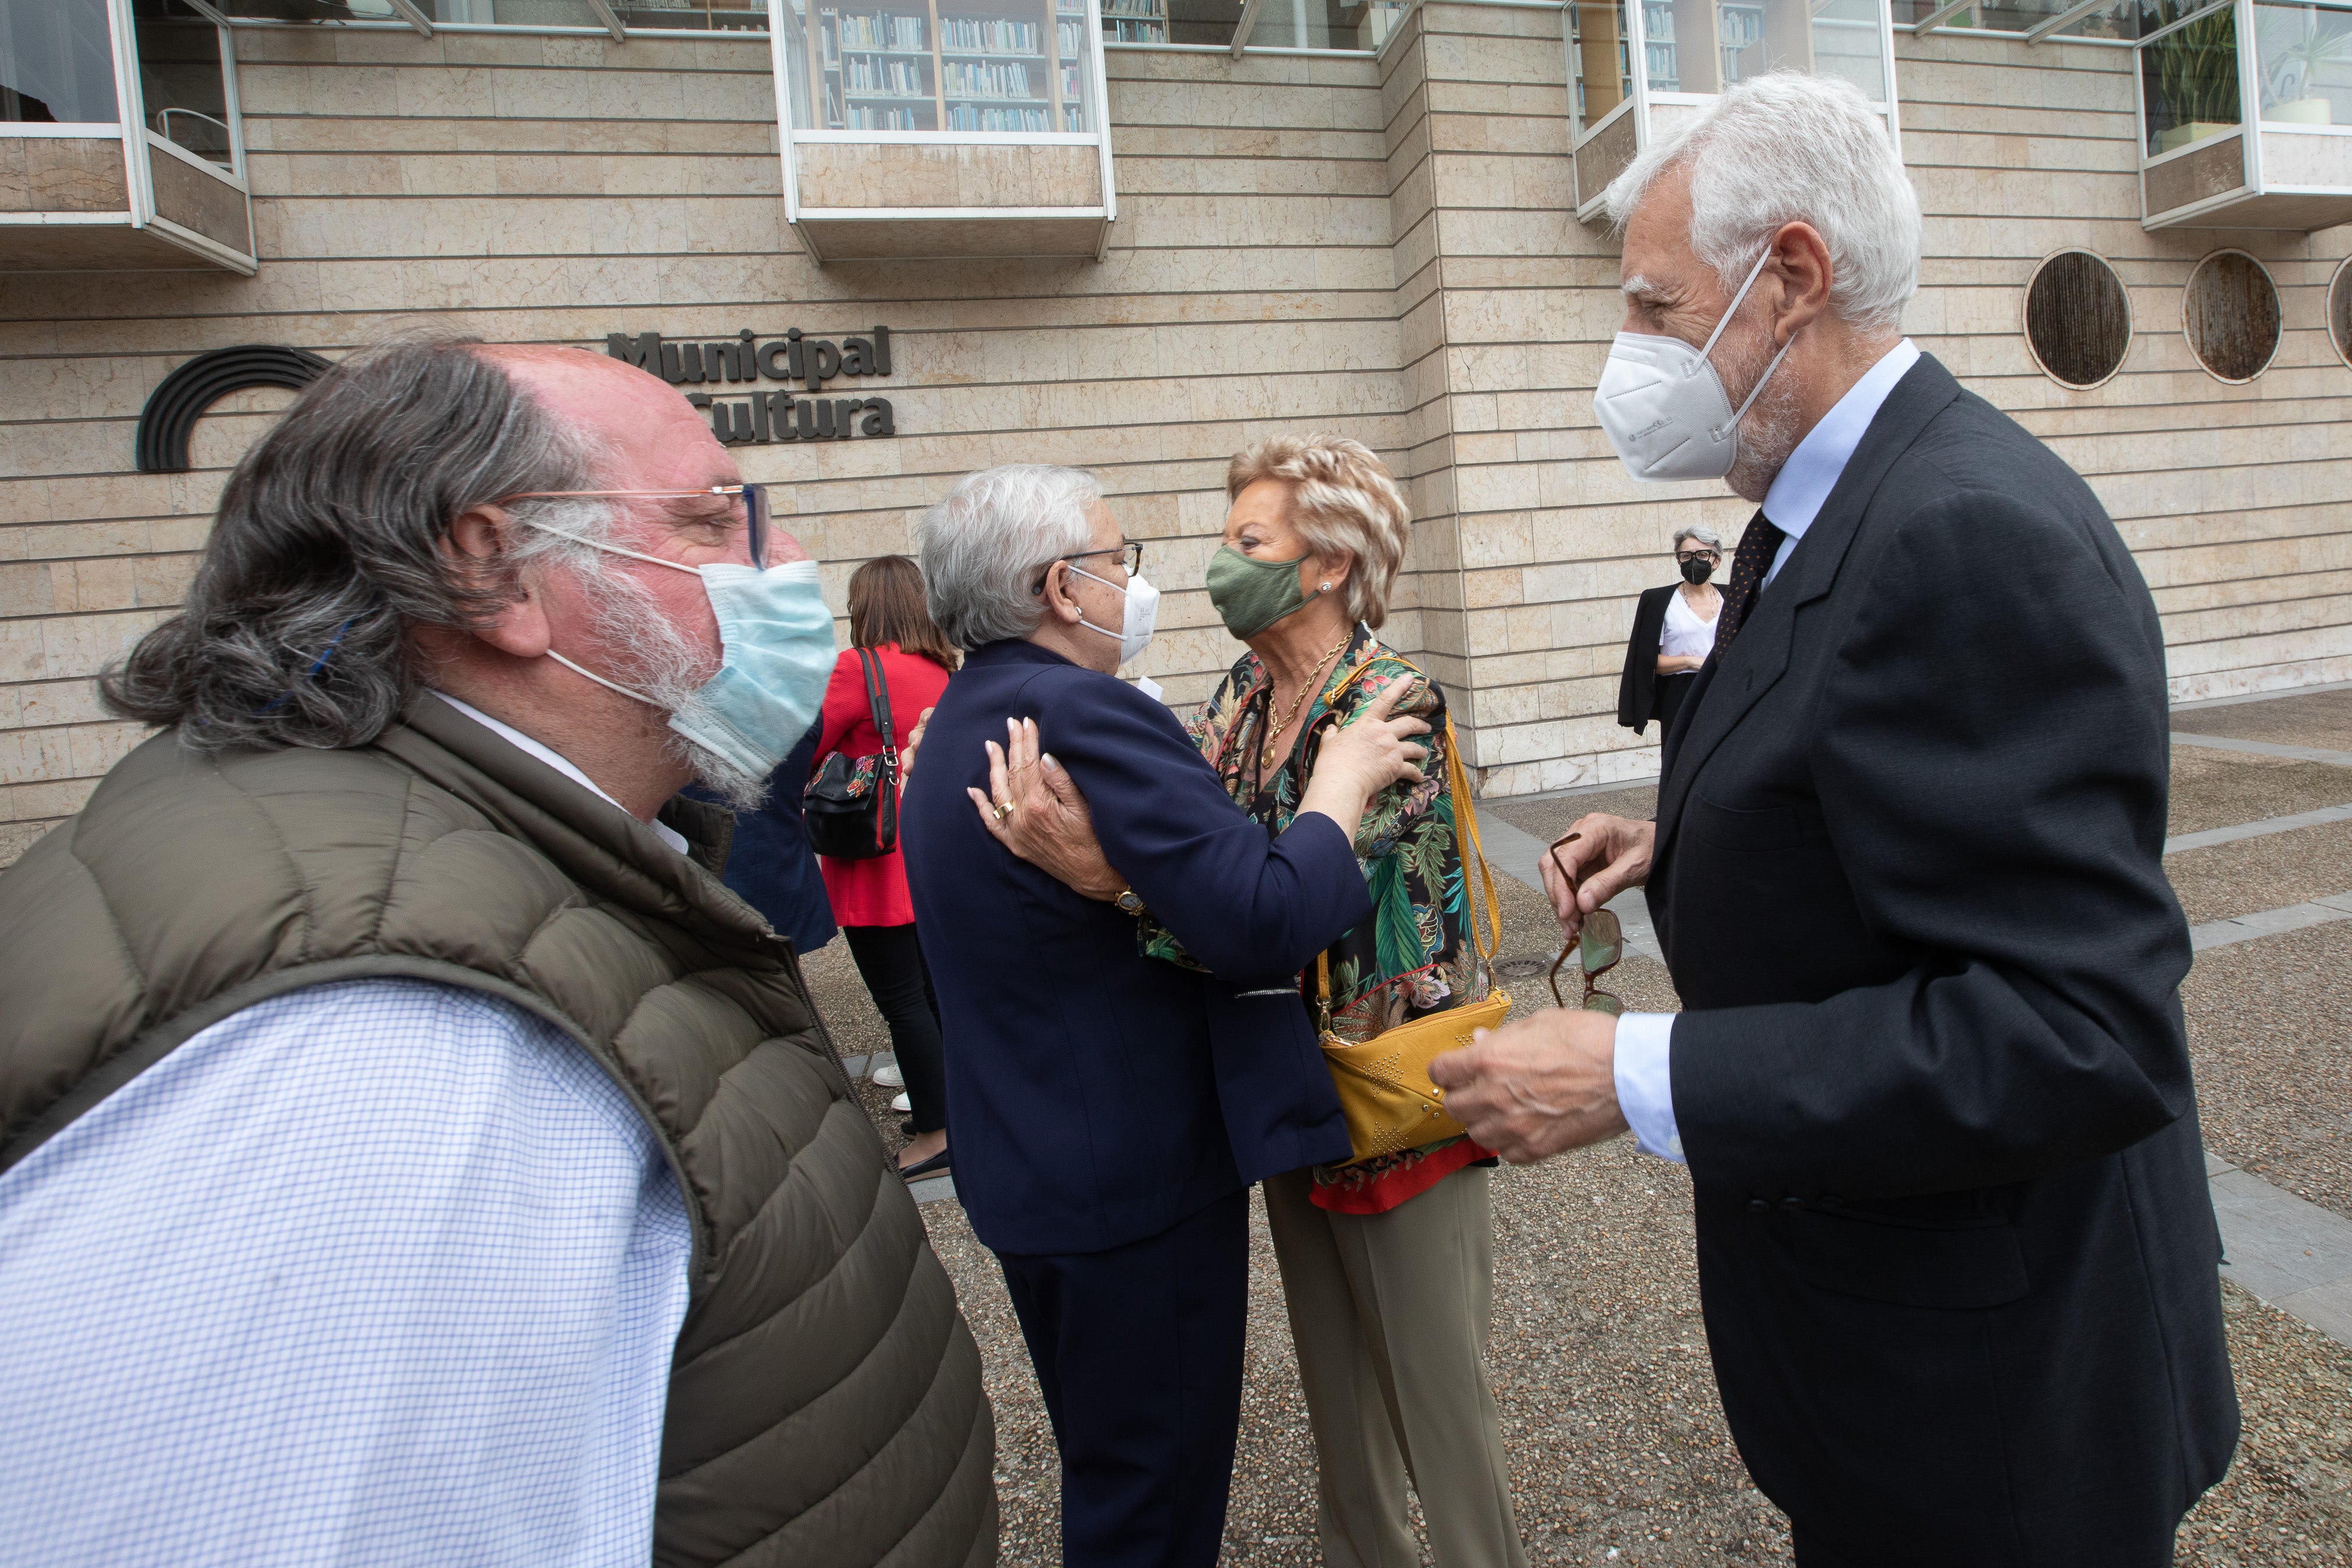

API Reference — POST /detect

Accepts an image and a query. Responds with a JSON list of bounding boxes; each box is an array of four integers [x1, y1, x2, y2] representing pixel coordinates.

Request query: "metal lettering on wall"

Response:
[[604, 327, 896, 444]]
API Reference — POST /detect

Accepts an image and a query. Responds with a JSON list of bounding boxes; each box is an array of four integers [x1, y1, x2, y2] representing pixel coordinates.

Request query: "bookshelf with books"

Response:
[[1098, 0, 1167, 44], [813, 8, 939, 130], [776, 0, 1114, 258]]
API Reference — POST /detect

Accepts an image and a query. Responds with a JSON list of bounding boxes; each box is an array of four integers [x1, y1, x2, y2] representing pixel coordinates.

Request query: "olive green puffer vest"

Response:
[[0, 695, 996, 1568]]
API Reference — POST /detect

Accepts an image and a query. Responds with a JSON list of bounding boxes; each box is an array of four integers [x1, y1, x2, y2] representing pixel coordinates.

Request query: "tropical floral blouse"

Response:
[[1138, 623, 1495, 1213]]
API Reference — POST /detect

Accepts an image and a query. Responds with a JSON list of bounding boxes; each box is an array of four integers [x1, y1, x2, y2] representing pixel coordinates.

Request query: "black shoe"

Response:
[[898, 1148, 951, 1181], [899, 1117, 918, 1137]]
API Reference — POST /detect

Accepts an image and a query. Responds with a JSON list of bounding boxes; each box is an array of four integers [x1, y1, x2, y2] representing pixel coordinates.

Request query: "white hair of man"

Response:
[[918, 463, 1105, 650], [1672, 525, 1723, 553], [1603, 71, 1921, 336]]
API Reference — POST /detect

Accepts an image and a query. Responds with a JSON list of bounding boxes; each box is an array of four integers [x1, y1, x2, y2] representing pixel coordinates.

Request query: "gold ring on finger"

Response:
[[991, 800, 1014, 822]]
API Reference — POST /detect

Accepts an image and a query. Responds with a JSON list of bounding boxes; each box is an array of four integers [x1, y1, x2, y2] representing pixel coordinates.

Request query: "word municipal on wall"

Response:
[[604, 327, 896, 444]]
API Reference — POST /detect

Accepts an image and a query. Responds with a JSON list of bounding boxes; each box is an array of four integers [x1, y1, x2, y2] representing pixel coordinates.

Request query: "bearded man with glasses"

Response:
[[0, 330, 997, 1568]]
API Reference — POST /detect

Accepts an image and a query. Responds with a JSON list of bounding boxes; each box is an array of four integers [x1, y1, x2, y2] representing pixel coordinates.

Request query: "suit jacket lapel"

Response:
[[1654, 355, 1967, 858]]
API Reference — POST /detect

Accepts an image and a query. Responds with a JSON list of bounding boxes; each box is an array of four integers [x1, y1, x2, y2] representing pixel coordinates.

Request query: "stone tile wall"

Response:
[[4, 7, 2350, 861]]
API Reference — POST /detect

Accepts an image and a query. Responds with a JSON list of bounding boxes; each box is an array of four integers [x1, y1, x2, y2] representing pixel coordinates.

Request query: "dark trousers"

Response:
[[995, 1189, 1249, 1568], [841, 922, 947, 1135], [1654, 669, 1699, 734]]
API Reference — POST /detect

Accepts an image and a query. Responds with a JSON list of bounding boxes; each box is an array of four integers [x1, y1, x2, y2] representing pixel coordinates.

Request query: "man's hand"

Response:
[[1540, 813, 1655, 936], [967, 716, 1129, 901], [1429, 1007, 1629, 1164]]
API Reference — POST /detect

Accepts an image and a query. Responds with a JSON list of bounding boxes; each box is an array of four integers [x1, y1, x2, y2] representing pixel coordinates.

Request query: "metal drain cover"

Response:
[[1492, 955, 1549, 981]]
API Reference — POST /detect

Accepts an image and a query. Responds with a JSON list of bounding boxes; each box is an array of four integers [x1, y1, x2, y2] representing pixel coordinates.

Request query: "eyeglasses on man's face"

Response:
[[1030, 540, 1144, 595], [1546, 832, 1625, 1016], [1675, 549, 1721, 566], [493, 484, 773, 569]]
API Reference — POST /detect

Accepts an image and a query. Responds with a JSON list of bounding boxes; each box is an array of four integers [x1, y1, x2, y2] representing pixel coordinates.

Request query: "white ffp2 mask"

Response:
[[1070, 566, 1160, 667], [1592, 249, 1798, 483]]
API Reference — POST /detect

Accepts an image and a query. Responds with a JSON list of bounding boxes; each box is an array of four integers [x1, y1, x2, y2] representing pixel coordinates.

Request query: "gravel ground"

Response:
[[1486, 787, 1660, 853], [2179, 688, 2352, 757], [2183, 920, 2352, 1224], [2166, 820, 2352, 926], [2170, 752, 2352, 840]]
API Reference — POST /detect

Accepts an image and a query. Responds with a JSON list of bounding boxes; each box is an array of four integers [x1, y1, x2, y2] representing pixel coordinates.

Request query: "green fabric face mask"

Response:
[[1205, 546, 1313, 639]]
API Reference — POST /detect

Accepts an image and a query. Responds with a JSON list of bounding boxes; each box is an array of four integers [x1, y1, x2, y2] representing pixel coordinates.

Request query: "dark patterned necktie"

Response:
[[1714, 509, 1786, 651]]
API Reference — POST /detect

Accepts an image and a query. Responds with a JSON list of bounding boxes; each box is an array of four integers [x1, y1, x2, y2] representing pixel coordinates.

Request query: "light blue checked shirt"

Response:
[[0, 977, 694, 1567]]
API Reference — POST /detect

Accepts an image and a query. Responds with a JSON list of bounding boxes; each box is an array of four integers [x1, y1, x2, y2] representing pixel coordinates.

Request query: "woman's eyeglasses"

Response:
[[1546, 832, 1624, 1016], [1674, 549, 1721, 565], [1030, 540, 1144, 594], [492, 484, 773, 569]]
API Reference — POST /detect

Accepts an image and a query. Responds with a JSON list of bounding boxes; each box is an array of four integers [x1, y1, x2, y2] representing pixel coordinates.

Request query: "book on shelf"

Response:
[[940, 15, 1041, 53], [945, 102, 1051, 131], [1060, 62, 1080, 100], [844, 54, 930, 95], [941, 59, 1035, 99], [1057, 18, 1084, 55], [823, 8, 927, 51], [1105, 16, 1167, 41]]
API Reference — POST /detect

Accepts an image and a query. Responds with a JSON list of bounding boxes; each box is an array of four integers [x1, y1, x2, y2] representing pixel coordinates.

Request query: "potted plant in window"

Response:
[[2258, 6, 2352, 126], [2150, 8, 2244, 152]]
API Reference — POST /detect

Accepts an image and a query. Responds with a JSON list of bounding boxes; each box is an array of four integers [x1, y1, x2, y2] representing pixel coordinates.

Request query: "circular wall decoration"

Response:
[[135, 344, 331, 473], [2022, 249, 2132, 390], [2181, 250, 2282, 385], [2328, 256, 2352, 371]]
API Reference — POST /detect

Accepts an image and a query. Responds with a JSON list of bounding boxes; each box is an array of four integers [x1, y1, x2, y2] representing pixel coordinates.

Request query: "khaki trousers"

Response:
[[1263, 1164, 1528, 1568]]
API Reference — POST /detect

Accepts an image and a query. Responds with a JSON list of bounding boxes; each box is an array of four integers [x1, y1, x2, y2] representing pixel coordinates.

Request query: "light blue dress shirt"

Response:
[[1612, 338, 1922, 1164]]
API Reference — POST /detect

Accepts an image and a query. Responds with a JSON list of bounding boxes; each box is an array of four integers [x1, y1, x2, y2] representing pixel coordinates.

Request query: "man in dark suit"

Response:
[[1432, 75, 2237, 1564], [901, 463, 1428, 1568]]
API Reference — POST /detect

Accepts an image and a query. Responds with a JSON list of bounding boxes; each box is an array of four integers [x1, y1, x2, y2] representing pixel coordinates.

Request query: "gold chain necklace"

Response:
[[1260, 630, 1357, 768]]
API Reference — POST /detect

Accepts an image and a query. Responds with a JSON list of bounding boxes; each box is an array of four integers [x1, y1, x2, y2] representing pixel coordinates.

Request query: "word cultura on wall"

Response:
[[603, 327, 895, 444]]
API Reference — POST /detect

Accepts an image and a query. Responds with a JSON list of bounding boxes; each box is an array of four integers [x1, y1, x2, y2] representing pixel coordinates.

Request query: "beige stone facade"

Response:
[[5, 2, 2351, 865]]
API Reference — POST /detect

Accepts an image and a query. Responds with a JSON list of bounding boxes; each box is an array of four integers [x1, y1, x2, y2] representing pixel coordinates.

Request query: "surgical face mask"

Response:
[[527, 523, 837, 783], [1592, 248, 1799, 483], [1204, 546, 1314, 640], [1068, 564, 1160, 667]]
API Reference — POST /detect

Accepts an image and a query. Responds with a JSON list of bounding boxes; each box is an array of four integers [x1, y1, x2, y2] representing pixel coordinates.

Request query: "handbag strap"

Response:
[[1311, 660, 1504, 1031], [860, 646, 900, 848]]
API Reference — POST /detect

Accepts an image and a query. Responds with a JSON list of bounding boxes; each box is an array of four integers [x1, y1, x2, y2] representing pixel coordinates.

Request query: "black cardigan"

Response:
[[1616, 581, 1681, 735]]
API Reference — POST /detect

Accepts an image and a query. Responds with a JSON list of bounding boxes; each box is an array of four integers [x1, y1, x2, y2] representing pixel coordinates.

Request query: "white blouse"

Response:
[[1659, 587, 1721, 664]]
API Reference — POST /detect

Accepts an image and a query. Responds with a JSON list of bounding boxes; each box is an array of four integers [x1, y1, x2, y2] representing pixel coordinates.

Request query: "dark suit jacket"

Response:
[[1647, 354, 2237, 1562], [901, 638, 1363, 1257], [689, 722, 836, 954], [1616, 582, 1678, 734]]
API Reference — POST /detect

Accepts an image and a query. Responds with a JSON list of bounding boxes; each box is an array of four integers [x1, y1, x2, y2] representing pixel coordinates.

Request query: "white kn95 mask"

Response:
[[1592, 248, 1799, 483]]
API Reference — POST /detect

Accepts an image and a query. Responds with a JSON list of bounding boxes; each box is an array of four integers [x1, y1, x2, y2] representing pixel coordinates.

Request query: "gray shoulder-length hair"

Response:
[[1672, 525, 1723, 553], [916, 464, 1102, 650], [102, 326, 605, 751]]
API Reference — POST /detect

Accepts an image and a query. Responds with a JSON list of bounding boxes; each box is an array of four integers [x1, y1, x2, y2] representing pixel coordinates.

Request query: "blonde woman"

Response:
[[977, 436, 1526, 1568]]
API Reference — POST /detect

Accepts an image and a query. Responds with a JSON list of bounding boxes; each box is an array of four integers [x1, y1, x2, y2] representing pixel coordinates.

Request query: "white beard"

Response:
[[575, 561, 771, 813]]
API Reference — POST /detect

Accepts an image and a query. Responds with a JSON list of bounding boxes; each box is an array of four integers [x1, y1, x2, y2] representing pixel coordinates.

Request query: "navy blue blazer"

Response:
[[902, 639, 1365, 1256]]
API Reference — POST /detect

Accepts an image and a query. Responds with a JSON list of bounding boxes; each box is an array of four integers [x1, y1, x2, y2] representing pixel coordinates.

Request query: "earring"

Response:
[[1318, 582, 1330, 593]]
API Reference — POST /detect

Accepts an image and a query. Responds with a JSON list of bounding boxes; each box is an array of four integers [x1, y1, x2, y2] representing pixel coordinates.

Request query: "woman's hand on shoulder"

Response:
[[1307, 678, 1430, 803], [966, 716, 1128, 901]]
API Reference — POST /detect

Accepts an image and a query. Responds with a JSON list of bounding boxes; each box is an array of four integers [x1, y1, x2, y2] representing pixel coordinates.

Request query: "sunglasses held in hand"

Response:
[[1547, 832, 1624, 1017]]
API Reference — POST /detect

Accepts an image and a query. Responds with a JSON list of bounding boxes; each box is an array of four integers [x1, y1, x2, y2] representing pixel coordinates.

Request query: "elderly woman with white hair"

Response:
[[1616, 523, 1723, 736], [970, 436, 1529, 1568], [898, 462, 1431, 1568]]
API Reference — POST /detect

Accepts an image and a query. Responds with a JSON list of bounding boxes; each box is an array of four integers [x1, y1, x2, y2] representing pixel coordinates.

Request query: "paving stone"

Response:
[[2176, 687, 2352, 758], [2173, 750, 2352, 841]]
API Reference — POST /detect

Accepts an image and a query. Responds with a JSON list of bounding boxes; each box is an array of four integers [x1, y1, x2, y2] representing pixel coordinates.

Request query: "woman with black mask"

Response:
[[1616, 524, 1723, 737]]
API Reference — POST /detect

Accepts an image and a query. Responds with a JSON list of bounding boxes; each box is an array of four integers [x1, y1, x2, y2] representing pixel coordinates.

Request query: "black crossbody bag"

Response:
[[802, 647, 900, 860]]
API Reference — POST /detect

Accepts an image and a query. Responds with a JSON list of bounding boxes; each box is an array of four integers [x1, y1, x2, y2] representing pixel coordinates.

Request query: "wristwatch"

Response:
[[1114, 888, 1146, 917]]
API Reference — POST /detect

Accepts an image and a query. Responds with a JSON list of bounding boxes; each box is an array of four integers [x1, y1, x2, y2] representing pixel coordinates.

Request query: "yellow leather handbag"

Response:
[[1314, 684, 1509, 1166]]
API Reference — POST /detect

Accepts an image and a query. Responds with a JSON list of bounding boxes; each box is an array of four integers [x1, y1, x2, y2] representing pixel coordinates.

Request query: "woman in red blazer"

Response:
[[811, 556, 957, 1178]]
